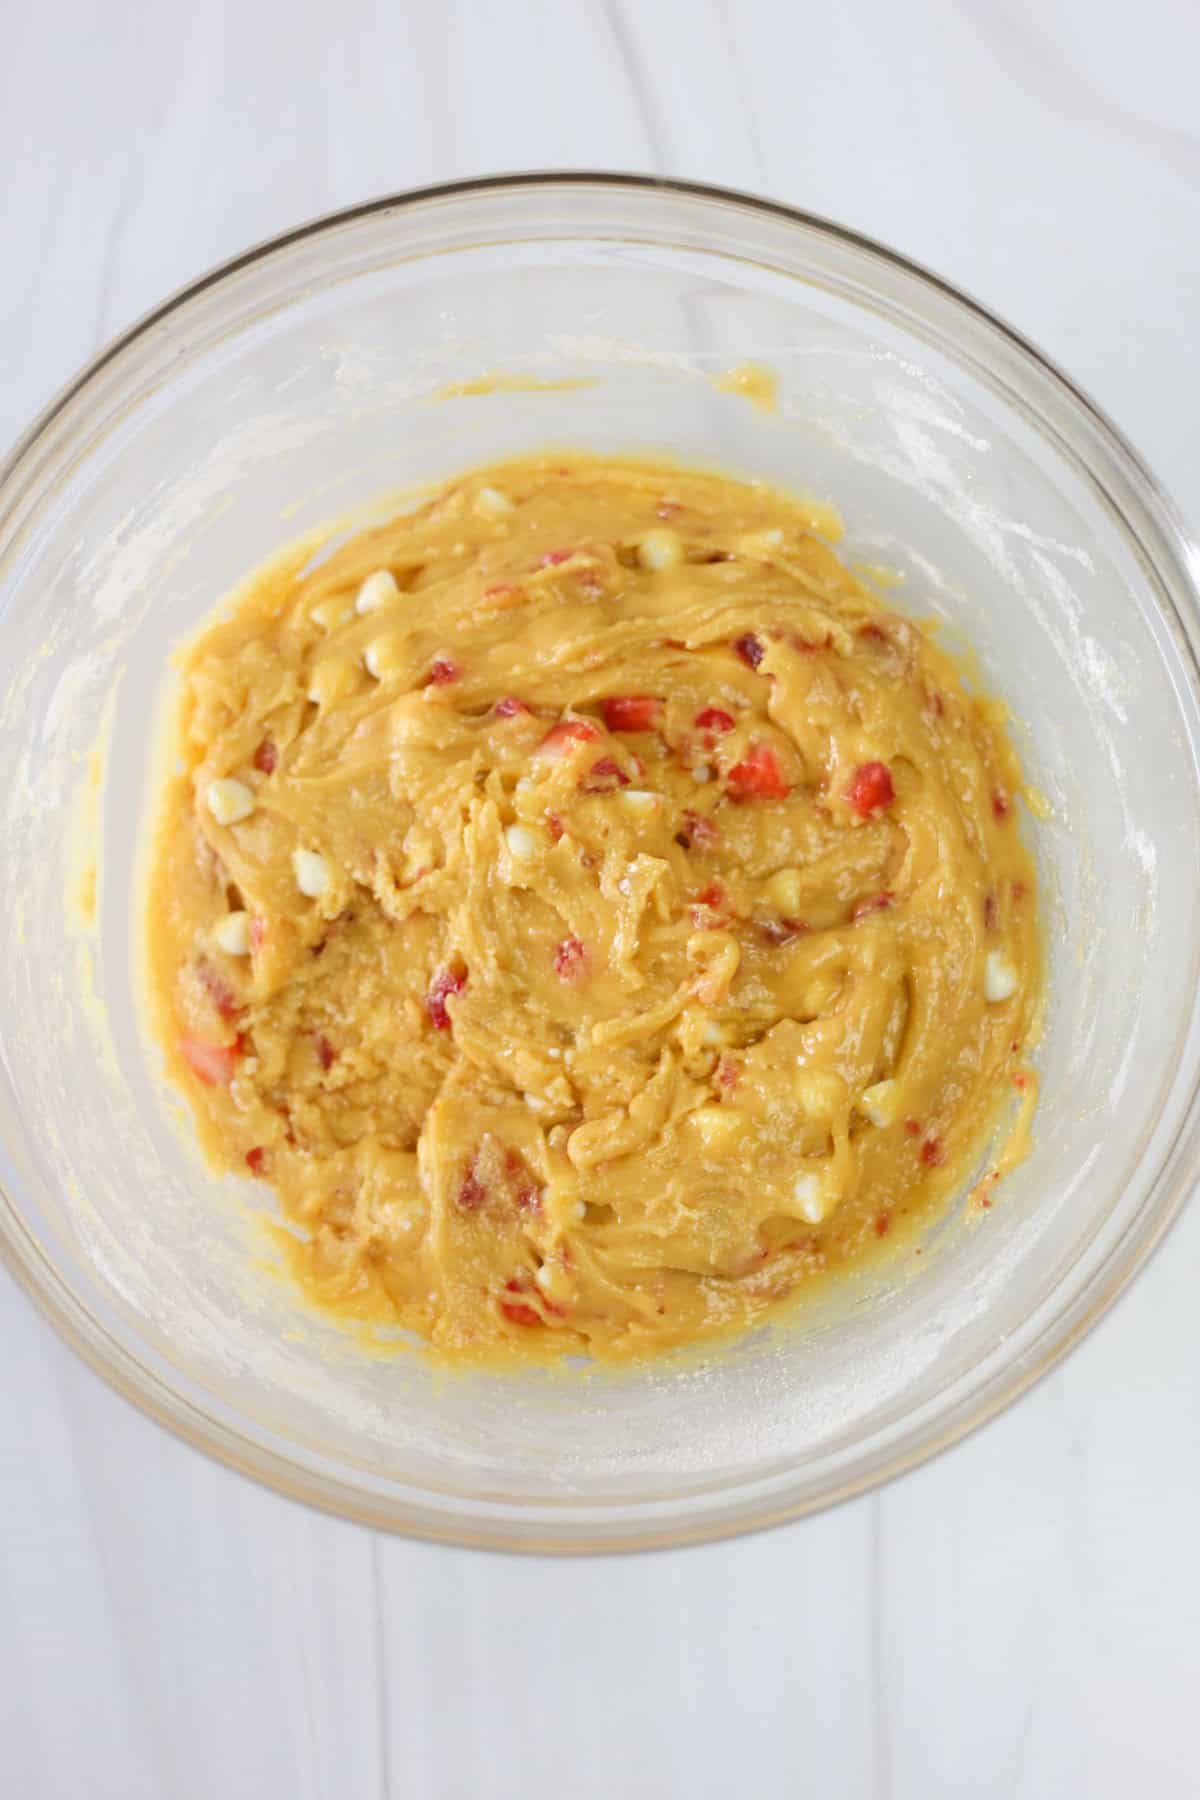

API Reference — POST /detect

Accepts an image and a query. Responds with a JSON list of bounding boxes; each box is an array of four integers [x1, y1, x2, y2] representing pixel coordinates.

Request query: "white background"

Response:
[[4, 2, 1200, 1795]]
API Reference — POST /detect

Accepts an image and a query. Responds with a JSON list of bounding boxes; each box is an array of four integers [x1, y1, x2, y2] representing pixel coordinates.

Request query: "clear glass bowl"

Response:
[[2, 175, 1199, 1552]]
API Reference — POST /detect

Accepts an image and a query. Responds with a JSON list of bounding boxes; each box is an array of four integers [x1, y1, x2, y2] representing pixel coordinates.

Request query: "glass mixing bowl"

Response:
[[2, 175, 1199, 1552]]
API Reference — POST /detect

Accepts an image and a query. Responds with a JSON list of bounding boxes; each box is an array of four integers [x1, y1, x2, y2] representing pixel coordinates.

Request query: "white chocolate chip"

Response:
[[860, 1078, 900, 1129], [793, 1171, 829, 1225], [701, 1019, 726, 1046], [364, 641, 384, 680], [571, 1199, 587, 1222], [619, 789, 660, 816], [691, 765, 712, 784], [689, 1104, 747, 1149], [764, 868, 804, 915], [475, 485, 514, 518], [205, 778, 255, 826], [311, 597, 354, 631], [985, 950, 1018, 1003], [740, 527, 784, 555], [637, 528, 683, 571], [292, 847, 330, 897], [355, 569, 399, 614], [213, 910, 251, 956], [505, 824, 538, 860]]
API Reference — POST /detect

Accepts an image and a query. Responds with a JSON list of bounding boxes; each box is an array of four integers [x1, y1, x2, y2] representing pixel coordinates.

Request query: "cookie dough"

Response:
[[147, 456, 1040, 1361]]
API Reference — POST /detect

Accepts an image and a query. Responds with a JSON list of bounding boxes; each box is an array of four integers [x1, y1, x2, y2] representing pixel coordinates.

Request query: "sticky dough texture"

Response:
[[148, 456, 1039, 1361]]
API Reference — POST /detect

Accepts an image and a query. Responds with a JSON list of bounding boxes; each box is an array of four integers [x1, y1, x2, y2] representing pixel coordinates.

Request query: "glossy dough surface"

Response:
[[147, 457, 1039, 1361]]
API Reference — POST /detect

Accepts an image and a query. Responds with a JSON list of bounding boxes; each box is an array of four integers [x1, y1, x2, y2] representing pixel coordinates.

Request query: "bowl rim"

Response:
[[3, 169, 1200, 1553]]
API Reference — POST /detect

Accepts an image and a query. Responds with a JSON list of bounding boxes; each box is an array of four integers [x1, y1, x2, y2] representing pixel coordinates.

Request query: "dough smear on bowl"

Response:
[[147, 456, 1040, 1361]]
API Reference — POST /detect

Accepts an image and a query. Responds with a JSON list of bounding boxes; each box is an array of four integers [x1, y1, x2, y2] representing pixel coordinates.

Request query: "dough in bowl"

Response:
[[147, 456, 1040, 1361]]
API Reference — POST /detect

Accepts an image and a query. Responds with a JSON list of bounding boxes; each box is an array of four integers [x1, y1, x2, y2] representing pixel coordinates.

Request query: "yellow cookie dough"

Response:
[[146, 455, 1040, 1362]]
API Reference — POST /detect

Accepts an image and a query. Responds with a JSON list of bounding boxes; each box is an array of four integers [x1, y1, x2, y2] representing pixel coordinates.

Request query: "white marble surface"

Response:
[[4, 2, 1200, 1794]]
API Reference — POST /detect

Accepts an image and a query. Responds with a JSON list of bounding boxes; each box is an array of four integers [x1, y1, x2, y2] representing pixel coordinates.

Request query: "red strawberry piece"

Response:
[[852, 891, 893, 920], [694, 706, 735, 737], [845, 761, 895, 817], [734, 633, 765, 670], [545, 810, 564, 842], [484, 582, 520, 601], [499, 1278, 542, 1328], [984, 892, 999, 931], [180, 1034, 241, 1087], [316, 1035, 336, 1071], [494, 695, 531, 718], [904, 1119, 921, 1138], [457, 1162, 487, 1210], [539, 548, 573, 567], [681, 809, 720, 847], [428, 657, 460, 686], [581, 755, 631, 793], [759, 917, 809, 946], [727, 743, 790, 800], [253, 740, 278, 774], [245, 1147, 267, 1176], [920, 1136, 946, 1167], [534, 719, 601, 759], [554, 936, 589, 983], [426, 965, 467, 1031], [857, 622, 888, 643], [198, 960, 241, 1020], [601, 695, 661, 732], [875, 1212, 892, 1236], [992, 786, 1010, 820]]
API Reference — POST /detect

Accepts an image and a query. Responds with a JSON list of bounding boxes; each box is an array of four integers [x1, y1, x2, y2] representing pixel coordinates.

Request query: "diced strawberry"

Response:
[[992, 786, 1010, 821], [857, 622, 888, 644], [691, 879, 728, 928], [727, 744, 790, 800], [581, 755, 631, 793], [1013, 1072, 1029, 1093], [484, 582, 521, 601], [920, 1136, 946, 1168], [253, 739, 278, 775], [734, 633, 765, 670], [545, 810, 564, 842], [904, 1118, 921, 1138], [717, 1058, 739, 1091], [874, 1212, 892, 1236], [316, 1035, 336, 1071], [499, 1279, 542, 1328], [457, 1162, 487, 1210], [681, 808, 720, 847], [245, 1147, 267, 1176], [554, 936, 589, 983], [534, 718, 601, 759], [197, 960, 241, 1020], [428, 657, 460, 686], [852, 891, 893, 920], [1011, 880, 1026, 902], [759, 917, 809, 946], [845, 761, 895, 817], [694, 706, 735, 737], [791, 636, 824, 655], [426, 964, 467, 1031], [494, 695, 531, 718], [180, 1034, 241, 1087], [539, 548, 573, 567], [984, 892, 999, 932], [602, 695, 661, 732]]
